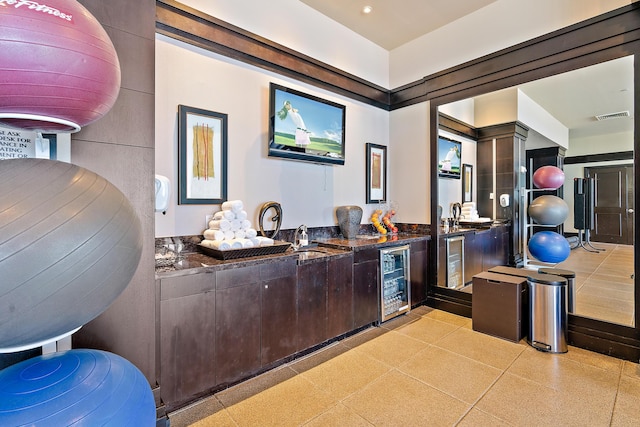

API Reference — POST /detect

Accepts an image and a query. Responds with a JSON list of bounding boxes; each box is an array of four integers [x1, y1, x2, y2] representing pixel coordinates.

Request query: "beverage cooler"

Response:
[[379, 245, 411, 322]]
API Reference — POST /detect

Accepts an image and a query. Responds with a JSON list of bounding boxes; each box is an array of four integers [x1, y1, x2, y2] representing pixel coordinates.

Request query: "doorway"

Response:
[[586, 165, 634, 245]]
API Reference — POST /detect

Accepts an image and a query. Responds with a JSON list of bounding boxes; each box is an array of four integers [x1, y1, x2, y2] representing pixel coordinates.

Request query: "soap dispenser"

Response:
[[299, 225, 309, 247], [295, 224, 309, 248]]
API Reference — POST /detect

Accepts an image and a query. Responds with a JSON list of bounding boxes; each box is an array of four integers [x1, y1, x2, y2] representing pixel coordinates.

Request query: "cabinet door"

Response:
[[464, 231, 484, 284], [494, 226, 510, 266], [160, 272, 216, 408], [261, 275, 297, 365], [261, 258, 298, 366], [437, 237, 447, 288], [215, 266, 261, 386], [297, 261, 328, 351], [409, 240, 428, 306], [327, 254, 354, 338], [353, 251, 379, 328]]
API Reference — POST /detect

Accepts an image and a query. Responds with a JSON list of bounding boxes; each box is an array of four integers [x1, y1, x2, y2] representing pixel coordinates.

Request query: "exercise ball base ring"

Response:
[[0, 113, 81, 133]]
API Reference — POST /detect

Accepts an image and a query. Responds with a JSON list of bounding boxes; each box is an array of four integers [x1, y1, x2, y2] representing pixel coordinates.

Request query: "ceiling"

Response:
[[300, 0, 634, 144], [299, 0, 497, 51]]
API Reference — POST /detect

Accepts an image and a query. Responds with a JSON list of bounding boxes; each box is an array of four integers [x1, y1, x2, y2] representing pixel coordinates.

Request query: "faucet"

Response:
[[451, 202, 462, 230], [293, 224, 309, 250]]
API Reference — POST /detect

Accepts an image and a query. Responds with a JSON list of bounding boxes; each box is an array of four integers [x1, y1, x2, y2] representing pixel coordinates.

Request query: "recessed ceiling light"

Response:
[[362, 5, 373, 14]]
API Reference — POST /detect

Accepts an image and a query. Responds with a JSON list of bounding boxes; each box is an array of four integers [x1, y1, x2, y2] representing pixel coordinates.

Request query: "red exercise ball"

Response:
[[532, 165, 565, 190], [0, 0, 121, 133]]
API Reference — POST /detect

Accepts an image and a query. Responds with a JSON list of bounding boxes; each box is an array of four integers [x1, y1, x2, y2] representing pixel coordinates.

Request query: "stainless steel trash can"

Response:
[[538, 268, 576, 313], [527, 273, 568, 353]]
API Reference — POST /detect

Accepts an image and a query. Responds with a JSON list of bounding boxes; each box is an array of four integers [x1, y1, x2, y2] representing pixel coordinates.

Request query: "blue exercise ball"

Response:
[[528, 195, 569, 226], [0, 158, 142, 351], [0, 349, 155, 426], [528, 231, 571, 263]]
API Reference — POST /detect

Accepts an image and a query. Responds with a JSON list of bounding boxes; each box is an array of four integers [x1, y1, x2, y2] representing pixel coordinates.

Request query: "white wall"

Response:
[[155, 35, 388, 237], [517, 90, 568, 149], [388, 102, 430, 224], [178, 0, 389, 89]]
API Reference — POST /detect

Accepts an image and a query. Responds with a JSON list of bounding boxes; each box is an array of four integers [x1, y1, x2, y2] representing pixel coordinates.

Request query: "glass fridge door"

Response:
[[380, 244, 411, 322]]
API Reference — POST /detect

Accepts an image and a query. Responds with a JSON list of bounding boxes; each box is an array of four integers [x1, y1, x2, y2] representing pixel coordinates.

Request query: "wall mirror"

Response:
[[428, 6, 639, 358], [436, 55, 635, 328]]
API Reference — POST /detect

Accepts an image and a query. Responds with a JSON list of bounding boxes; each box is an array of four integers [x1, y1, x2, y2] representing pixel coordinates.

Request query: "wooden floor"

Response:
[[556, 242, 635, 326]]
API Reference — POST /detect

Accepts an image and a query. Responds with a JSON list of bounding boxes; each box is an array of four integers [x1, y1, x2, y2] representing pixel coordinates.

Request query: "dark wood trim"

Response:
[[392, 3, 640, 109], [438, 112, 478, 140], [477, 122, 529, 141], [155, 0, 390, 109], [564, 150, 633, 164]]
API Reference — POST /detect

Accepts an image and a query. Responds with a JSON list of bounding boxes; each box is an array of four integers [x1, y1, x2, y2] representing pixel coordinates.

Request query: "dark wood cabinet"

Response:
[[158, 237, 427, 410], [261, 259, 298, 366], [215, 265, 262, 386], [437, 237, 447, 288], [297, 260, 328, 352], [353, 247, 379, 328], [327, 254, 354, 337], [463, 231, 484, 285], [159, 272, 216, 409], [409, 239, 428, 306]]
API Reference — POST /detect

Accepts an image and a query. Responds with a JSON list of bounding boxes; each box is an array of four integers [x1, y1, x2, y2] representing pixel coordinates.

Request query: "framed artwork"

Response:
[[366, 143, 387, 203], [462, 163, 473, 202], [178, 105, 228, 205]]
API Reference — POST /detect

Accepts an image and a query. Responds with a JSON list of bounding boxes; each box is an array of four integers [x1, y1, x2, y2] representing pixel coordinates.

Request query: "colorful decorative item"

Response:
[[528, 231, 571, 263], [0, 158, 142, 352], [532, 165, 565, 190], [528, 195, 569, 226], [0, 0, 121, 133], [0, 349, 155, 426]]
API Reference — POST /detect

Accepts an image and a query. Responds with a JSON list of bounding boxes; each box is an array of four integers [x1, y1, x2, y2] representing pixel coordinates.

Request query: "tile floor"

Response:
[[168, 307, 640, 427], [556, 242, 634, 326]]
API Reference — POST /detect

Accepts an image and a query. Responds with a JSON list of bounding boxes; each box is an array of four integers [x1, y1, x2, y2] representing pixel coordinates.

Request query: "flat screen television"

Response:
[[268, 83, 346, 166], [438, 136, 462, 179]]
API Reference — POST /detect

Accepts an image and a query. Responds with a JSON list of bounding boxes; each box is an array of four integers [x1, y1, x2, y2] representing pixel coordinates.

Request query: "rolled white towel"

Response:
[[223, 230, 235, 240], [201, 239, 231, 250], [230, 219, 242, 231], [241, 238, 254, 248], [245, 228, 258, 239], [251, 236, 275, 246], [213, 210, 235, 221], [234, 229, 246, 239], [228, 238, 244, 249], [235, 210, 248, 221], [203, 229, 225, 241], [222, 200, 243, 213], [241, 219, 252, 230], [208, 219, 231, 231]]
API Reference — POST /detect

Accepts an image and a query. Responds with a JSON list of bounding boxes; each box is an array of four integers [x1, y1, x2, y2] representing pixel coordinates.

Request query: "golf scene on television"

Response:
[[272, 85, 345, 159]]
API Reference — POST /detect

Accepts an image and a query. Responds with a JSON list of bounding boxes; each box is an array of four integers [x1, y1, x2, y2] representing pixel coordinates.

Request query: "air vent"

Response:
[[595, 111, 630, 121]]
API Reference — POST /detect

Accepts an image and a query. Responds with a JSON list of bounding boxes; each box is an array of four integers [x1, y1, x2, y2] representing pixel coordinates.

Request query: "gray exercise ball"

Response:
[[528, 194, 569, 226], [0, 158, 142, 351]]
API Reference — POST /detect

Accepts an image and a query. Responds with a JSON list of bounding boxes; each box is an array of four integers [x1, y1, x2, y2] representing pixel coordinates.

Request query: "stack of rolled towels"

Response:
[[200, 200, 275, 250], [461, 202, 479, 221]]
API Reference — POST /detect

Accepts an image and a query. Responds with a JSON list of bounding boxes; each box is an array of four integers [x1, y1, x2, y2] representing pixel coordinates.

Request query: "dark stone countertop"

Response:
[[315, 232, 430, 251], [155, 232, 431, 279]]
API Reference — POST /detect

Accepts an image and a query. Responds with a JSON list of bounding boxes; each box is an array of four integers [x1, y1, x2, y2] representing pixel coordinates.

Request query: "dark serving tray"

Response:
[[197, 240, 291, 260]]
